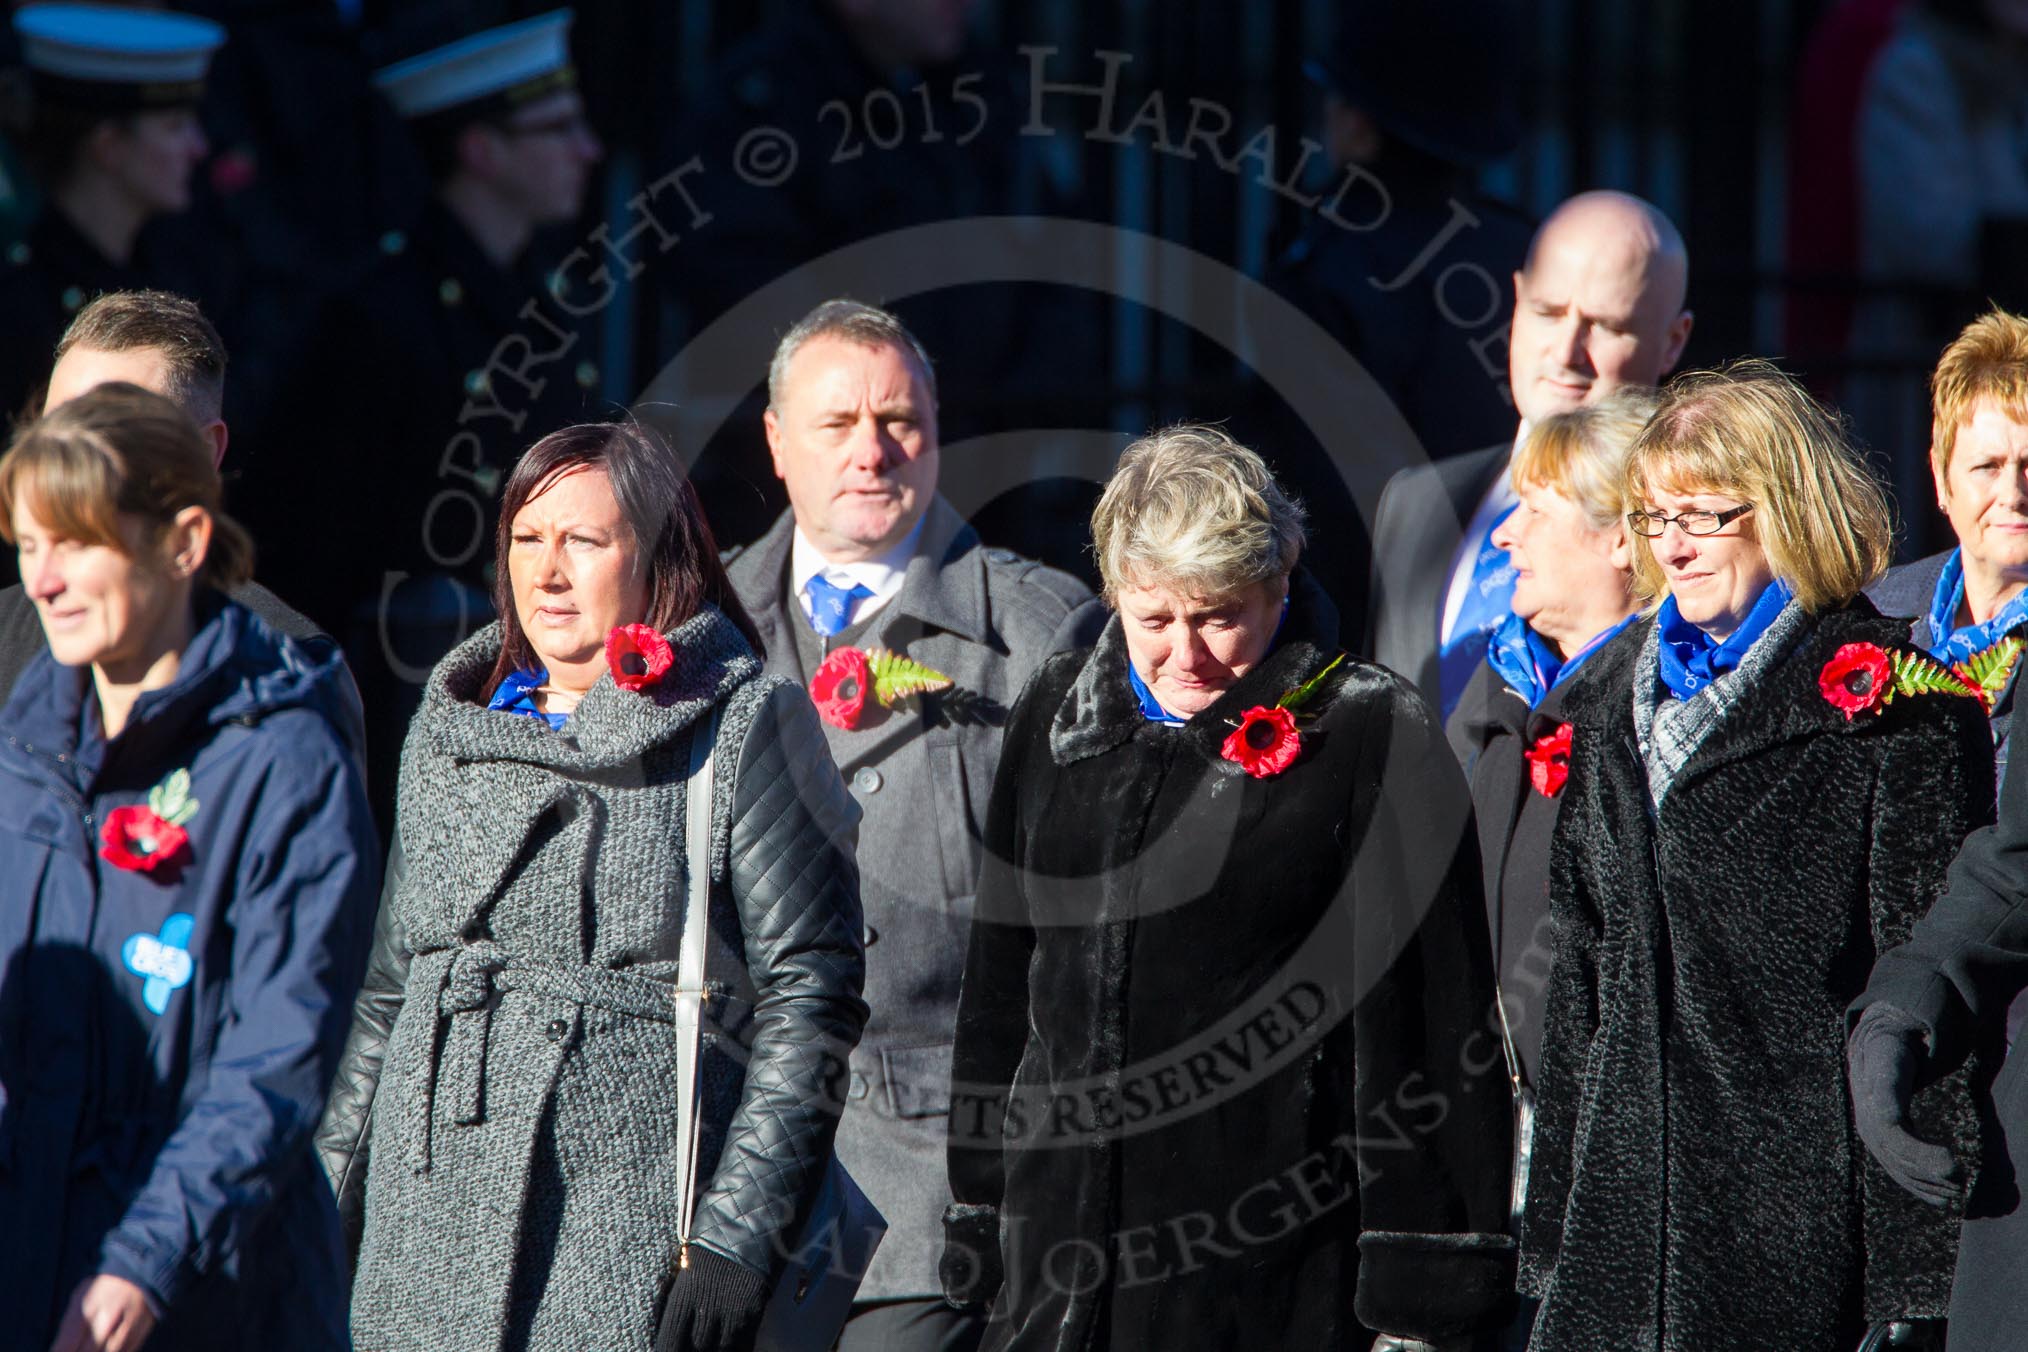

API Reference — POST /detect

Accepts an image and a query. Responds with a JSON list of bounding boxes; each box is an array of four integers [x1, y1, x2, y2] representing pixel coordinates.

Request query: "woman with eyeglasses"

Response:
[[1516, 362, 1993, 1352]]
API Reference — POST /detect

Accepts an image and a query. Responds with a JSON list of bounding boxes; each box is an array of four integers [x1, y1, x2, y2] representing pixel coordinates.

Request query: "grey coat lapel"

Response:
[[728, 498, 991, 776]]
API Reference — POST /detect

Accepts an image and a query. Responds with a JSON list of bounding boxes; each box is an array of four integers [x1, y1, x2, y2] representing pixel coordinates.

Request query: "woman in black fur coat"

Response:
[[941, 427, 1516, 1351], [1518, 364, 1996, 1351]]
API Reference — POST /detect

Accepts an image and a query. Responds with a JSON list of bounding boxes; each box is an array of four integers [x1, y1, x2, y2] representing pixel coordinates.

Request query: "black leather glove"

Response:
[[1848, 1003, 1964, 1207], [1857, 1319, 1948, 1350], [655, 1246, 771, 1352], [940, 1203, 1004, 1312]]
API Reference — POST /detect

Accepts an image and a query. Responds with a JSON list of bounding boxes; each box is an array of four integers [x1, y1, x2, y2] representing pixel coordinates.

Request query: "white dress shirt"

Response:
[[1437, 422, 1528, 645], [789, 517, 926, 630]]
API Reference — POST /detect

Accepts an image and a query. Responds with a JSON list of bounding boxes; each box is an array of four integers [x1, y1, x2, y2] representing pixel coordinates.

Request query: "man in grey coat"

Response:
[[727, 299, 1101, 1352], [1367, 190, 1692, 718]]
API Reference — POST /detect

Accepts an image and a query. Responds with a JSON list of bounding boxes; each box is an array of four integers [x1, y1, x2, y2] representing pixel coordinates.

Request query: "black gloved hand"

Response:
[[655, 1245, 771, 1352], [1848, 1003, 1964, 1207], [1858, 1319, 1948, 1351], [940, 1203, 1004, 1312]]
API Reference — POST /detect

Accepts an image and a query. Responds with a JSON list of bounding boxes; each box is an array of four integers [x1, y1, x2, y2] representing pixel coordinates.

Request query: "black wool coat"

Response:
[[1447, 657, 1582, 1088], [1520, 600, 1996, 1351], [947, 575, 1516, 1351], [1856, 692, 2028, 1345]]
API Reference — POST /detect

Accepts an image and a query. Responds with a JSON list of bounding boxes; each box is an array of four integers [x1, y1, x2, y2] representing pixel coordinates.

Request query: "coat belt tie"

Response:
[[437, 941, 508, 1129], [404, 941, 725, 1173]]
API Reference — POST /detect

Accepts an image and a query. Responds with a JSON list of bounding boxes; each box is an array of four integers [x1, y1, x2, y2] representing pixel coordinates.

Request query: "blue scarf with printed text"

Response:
[[1486, 611, 1639, 709], [1923, 548, 2028, 666], [1655, 579, 1794, 701]]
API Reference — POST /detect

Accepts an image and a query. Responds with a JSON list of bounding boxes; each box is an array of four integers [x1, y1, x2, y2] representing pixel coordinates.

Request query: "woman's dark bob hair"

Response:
[[485, 419, 762, 698]]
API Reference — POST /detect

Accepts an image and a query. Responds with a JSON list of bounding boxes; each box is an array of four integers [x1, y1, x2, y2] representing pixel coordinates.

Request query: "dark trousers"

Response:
[[835, 1298, 985, 1352]]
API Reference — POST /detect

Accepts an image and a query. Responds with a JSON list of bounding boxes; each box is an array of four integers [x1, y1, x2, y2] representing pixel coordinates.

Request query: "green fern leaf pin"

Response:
[[1889, 648, 1981, 703], [146, 768, 201, 827], [1277, 653, 1348, 713], [1951, 633, 2026, 711], [867, 649, 955, 706]]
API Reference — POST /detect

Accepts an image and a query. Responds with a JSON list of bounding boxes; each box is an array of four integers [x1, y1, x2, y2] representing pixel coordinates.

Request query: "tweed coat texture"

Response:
[[727, 499, 1102, 1303], [1519, 599, 1996, 1351], [336, 605, 868, 1352], [946, 574, 1517, 1351]]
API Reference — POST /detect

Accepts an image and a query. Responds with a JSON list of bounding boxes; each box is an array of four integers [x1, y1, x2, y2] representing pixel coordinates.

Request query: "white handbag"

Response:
[[672, 709, 887, 1351]]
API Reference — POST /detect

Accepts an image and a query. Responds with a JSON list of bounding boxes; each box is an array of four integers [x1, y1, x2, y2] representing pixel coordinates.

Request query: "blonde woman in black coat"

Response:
[[1446, 390, 1656, 1091], [1518, 363, 1994, 1351]]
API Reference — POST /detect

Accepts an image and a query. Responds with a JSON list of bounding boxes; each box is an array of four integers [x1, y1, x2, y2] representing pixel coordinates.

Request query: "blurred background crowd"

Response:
[[0, 0, 2014, 817]]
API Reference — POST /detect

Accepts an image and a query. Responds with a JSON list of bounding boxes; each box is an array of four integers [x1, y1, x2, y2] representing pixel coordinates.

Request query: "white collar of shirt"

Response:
[[1437, 421, 1528, 645], [790, 517, 925, 628]]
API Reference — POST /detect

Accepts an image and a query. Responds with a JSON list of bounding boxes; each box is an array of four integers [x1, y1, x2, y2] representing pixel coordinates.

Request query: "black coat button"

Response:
[[546, 1018, 570, 1042]]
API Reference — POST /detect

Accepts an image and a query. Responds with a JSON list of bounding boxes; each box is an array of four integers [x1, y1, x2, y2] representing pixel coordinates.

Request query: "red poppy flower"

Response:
[[1819, 642, 1892, 720], [605, 624, 674, 692], [100, 805, 190, 874], [1221, 705, 1301, 778], [811, 647, 872, 730], [1526, 723, 1575, 797]]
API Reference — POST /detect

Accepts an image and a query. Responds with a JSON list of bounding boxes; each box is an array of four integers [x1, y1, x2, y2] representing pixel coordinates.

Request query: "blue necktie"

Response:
[[805, 574, 875, 637]]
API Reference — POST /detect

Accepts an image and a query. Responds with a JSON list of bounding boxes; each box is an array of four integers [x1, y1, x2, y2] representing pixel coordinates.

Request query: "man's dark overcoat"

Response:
[[727, 498, 1101, 1303], [1854, 678, 2028, 1344]]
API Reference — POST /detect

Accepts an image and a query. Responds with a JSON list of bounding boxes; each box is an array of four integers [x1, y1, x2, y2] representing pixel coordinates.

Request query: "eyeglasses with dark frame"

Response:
[[1626, 503, 1755, 537]]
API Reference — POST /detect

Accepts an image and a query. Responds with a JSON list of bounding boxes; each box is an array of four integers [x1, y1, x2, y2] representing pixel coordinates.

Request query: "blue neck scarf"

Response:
[[1126, 661, 1188, 726], [1924, 548, 2028, 666], [1656, 579, 1794, 701], [487, 667, 569, 730], [1486, 611, 1639, 709]]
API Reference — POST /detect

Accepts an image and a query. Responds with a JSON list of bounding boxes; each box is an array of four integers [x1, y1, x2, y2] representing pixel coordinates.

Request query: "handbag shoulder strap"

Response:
[[1492, 982, 1525, 1096], [674, 707, 719, 1268]]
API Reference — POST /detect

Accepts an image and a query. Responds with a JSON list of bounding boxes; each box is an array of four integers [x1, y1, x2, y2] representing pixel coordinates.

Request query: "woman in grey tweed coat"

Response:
[[314, 422, 868, 1352]]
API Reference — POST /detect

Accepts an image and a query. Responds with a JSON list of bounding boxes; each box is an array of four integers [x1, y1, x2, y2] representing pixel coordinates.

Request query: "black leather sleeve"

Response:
[[1857, 696, 2028, 1064], [314, 834, 413, 1263], [692, 681, 869, 1273]]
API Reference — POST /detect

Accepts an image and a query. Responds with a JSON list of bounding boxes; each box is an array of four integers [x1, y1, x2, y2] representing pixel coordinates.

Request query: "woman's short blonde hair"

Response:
[[1512, 387, 1661, 530], [1931, 307, 2028, 473], [1626, 360, 1891, 610], [1091, 424, 1306, 600]]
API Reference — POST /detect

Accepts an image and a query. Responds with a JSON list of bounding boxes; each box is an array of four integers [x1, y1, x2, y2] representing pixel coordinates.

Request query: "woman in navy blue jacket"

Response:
[[0, 383, 378, 1352]]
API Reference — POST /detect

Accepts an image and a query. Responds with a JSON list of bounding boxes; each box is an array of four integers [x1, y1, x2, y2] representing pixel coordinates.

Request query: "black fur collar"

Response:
[[1048, 569, 1342, 767]]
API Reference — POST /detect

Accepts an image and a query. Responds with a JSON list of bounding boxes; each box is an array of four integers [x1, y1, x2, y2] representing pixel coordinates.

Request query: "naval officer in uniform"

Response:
[[0, 3, 224, 426], [249, 8, 606, 833]]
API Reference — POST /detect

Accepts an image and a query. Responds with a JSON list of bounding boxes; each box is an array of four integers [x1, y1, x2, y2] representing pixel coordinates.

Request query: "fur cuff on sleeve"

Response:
[[1355, 1230, 1517, 1342]]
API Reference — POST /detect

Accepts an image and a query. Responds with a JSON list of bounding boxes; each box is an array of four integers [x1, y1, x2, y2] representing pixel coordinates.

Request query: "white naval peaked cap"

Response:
[[14, 4, 224, 103], [373, 9, 576, 121]]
